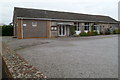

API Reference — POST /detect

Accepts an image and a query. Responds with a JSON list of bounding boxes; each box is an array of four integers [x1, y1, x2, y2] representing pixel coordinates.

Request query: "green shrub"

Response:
[[113, 29, 120, 34], [93, 31, 98, 36], [80, 31, 98, 37], [79, 32, 88, 36], [87, 31, 93, 36], [87, 31, 98, 36], [0, 25, 13, 36]]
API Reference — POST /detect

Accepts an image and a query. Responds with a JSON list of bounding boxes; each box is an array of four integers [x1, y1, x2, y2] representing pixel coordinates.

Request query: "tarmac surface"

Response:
[[2, 35, 118, 78]]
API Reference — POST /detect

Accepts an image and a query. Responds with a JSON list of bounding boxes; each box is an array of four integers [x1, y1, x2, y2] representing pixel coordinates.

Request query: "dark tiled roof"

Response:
[[14, 7, 118, 23]]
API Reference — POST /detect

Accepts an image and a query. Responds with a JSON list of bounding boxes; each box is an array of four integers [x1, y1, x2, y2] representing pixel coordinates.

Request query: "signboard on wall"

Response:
[[23, 24, 26, 26], [51, 26, 57, 31]]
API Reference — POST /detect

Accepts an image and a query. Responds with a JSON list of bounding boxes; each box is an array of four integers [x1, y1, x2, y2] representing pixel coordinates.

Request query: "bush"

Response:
[[0, 25, 13, 36], [87, 31, 98, 36], [87, 31, 93, 36], [113, 29, 120, 34], [93, 31, 98, 36], [79, 32, 88, 36], [79, 31, 98, 37]]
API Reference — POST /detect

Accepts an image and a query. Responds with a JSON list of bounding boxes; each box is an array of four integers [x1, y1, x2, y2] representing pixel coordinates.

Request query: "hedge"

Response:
[[79, 31, 98, 37], [79, 32, 88, 36], [0, 25, 13, 36], [112, 29, 120, 34]]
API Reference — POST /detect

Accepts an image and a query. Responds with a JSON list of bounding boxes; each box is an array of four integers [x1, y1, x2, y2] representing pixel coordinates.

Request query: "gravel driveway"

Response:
[[3, 35, 118, 78]]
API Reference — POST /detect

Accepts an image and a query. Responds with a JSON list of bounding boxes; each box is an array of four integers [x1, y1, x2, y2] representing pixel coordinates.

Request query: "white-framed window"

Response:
[[84, 23, 89, 30], [74, 22, 80, 31], [93, 23, 97, 30], [32, 22, 37, 27], [93, 26, 97, 30]]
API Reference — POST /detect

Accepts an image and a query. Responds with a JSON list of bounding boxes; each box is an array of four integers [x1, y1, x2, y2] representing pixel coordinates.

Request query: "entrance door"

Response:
[[58, 25, 66, 36]]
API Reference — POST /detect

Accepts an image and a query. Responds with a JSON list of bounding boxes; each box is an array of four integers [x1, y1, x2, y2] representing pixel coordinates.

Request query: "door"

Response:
[[58, 25, 66, 36]]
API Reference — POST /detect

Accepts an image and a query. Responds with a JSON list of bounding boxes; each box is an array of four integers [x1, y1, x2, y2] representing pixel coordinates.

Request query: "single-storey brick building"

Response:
[[13, 7, 118, 39]]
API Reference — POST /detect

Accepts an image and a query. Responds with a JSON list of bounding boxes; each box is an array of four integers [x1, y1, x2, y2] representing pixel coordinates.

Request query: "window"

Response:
[[32, 22, 37, 27], [74, 23, 77, 30], [84, 26, 89, 30], [93, 26, 97, 30], [84, 23, 89, 30], [93, 23, 97, 30], [74, 22, 80, 31]]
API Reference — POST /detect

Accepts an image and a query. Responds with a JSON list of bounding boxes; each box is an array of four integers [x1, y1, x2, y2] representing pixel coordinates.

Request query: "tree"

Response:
[[69, 25, 75, 36], [0, 25, 13, 36]]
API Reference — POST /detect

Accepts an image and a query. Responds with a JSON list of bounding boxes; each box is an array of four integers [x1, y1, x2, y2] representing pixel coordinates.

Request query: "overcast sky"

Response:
[[0, 0, 119, 25]]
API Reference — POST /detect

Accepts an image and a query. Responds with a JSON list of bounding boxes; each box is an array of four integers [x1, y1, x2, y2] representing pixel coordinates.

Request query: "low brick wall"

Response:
[[2, 42, 47, 79]]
